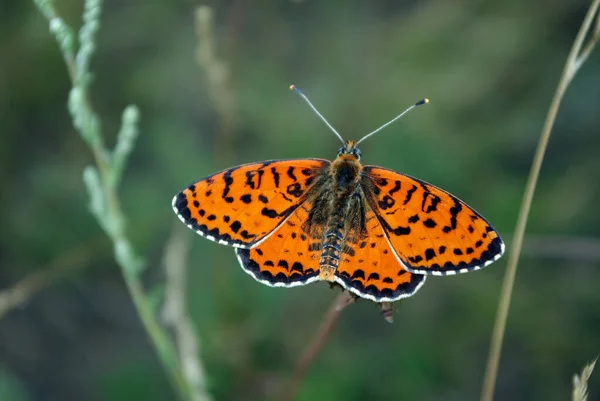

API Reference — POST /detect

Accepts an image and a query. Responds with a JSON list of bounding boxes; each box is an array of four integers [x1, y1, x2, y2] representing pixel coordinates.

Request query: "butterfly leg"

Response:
[[379, 302, 394, 323]]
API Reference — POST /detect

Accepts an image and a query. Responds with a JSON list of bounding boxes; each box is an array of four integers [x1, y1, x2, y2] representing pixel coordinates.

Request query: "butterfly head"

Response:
[[337, 140, 361, 160]]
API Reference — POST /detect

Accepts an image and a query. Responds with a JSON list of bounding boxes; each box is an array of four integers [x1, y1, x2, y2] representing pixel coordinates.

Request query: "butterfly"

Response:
[[172, 85, 504, 306]]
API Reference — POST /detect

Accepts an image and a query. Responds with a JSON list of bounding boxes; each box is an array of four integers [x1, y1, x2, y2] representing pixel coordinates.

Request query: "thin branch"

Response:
[[480, 2, 600, 401], [575, 7, 600, 69], [0, 239, 104, 320], [282, 291, 354, 401], [162, 223, 213, 401]]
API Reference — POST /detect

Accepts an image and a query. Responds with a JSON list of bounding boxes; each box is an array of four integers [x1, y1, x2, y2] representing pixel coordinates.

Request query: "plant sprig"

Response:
[[32, 0, 202, 399], [480, 1, 600, 400]]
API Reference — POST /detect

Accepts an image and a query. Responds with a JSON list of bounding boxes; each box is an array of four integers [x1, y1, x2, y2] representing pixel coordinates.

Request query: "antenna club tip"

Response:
[[289, 84, 297, 91], [415, 98, 430, 106]]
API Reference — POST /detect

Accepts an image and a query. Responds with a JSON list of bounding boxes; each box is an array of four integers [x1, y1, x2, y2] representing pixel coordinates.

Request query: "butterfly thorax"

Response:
[[314, 149, 367, 281]]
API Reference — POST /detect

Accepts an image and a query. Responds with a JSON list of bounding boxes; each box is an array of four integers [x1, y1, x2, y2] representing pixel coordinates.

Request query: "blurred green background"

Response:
[[1, 1, 599, 400]]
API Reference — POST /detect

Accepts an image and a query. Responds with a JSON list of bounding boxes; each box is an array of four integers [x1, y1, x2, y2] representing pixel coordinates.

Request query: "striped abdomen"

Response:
[[318, 214, 344, 281]]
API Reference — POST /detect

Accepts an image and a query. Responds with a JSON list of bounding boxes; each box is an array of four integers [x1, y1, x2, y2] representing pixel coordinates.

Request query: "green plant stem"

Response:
[[32, 1, 193, 399], [480, 2, 600, 401]]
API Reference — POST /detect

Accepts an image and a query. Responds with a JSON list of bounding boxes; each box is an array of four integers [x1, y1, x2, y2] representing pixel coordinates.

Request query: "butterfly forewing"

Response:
[[334, 209, 426, 302], [361, 166, 504, 275], [172, 159, 329, 248]]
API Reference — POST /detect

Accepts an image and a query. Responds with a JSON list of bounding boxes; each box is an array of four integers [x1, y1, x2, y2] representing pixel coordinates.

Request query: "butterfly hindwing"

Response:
[[334, 209, 426, 302], [361, 166, 504, 275], [235, 202, 322, 286], [172, 159, 329, 248]]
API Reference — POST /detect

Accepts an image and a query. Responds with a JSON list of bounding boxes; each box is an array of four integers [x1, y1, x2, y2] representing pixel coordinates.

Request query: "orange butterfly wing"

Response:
[[361, 166, 504, 275], [235, 202, 322, 286], [334, 209, 426, 302], [172, 159, 329, 248], [236, 201, 426, 301]]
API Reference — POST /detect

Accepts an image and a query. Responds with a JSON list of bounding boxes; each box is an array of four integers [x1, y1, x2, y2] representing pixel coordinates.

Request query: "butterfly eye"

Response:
[[337, 147, 345, 156], [354, 148, 361, 160]]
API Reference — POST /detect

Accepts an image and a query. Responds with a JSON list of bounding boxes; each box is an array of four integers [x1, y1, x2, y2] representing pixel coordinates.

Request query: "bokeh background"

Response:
[[1, 1, 599, 400]]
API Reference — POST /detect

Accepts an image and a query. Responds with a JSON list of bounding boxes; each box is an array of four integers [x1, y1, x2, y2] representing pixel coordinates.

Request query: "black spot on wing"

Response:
[[244, 169, 265, 190], [351, 269, 365, 279], [448, 196, 463, 231], [422, 192, 441, 213], [240, 230, 256, 239], [379, 216, 411, 236], [271, 167, 280, 188], [393, 226, 411, 235], [222, 168, 235, 199], [403, 185, 417, 205], [261, 208, 278, 218], [230, 220, 242, 233], [423, 218, 437, 228], [368, 272, 380, 281], [409, 255, 423, 263], [378, 195, 395, 210], [286, 183, 303, 197], [287, 166, 297, 181], [388, 180, 402, 195], [425, 248, 436, 261]]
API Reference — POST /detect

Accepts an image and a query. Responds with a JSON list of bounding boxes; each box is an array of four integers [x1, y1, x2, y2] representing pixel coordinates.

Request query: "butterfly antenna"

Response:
[[290, 85, 345, 145], [355, 98, 429, 146]]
